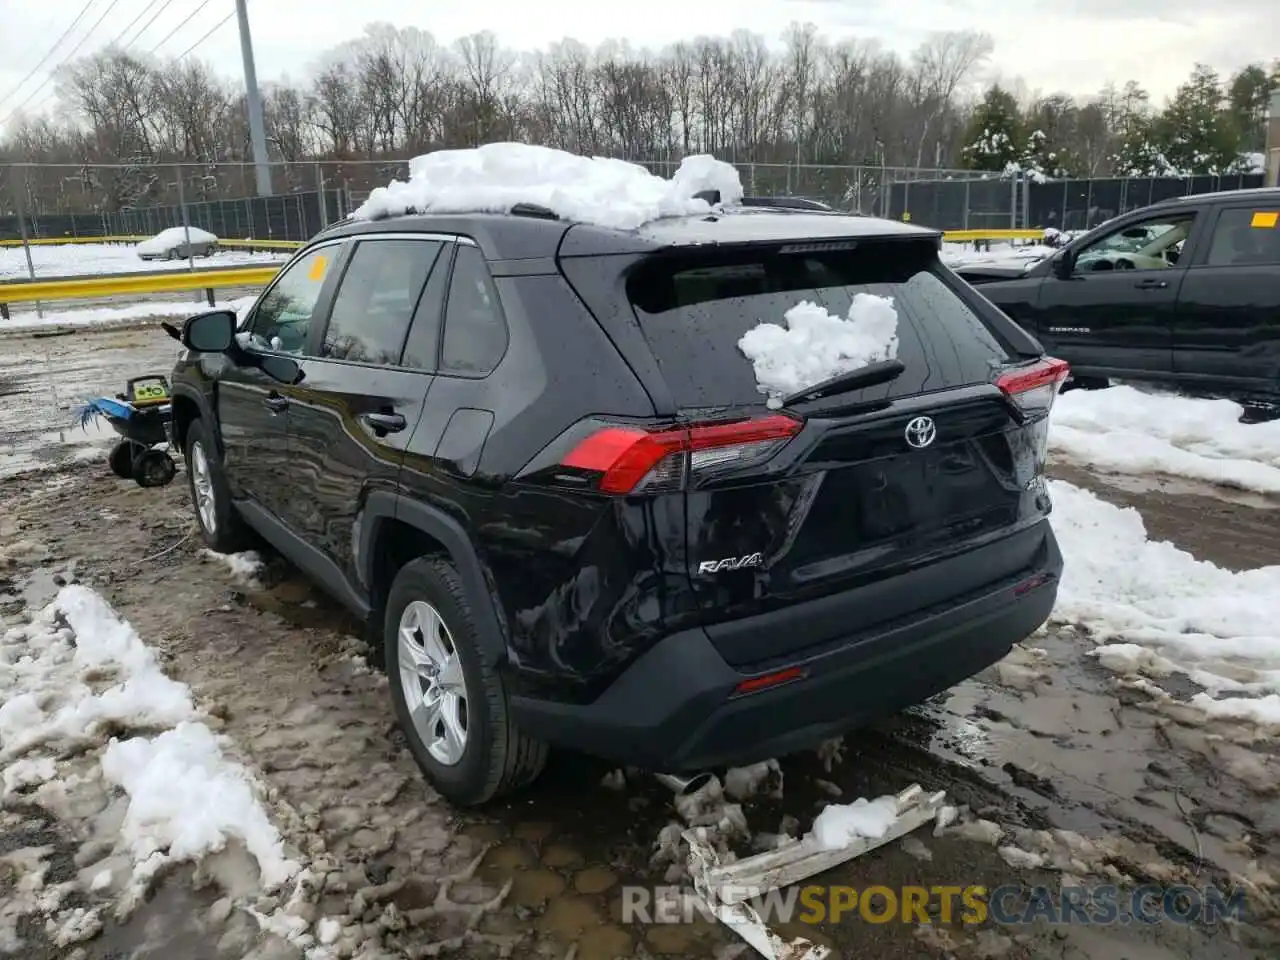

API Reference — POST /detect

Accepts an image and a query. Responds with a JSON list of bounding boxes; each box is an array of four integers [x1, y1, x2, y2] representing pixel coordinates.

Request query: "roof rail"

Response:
[[691, 190, 834, 212]]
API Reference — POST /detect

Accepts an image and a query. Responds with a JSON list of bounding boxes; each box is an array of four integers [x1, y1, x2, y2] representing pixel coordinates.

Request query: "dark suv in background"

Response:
[[168, 198, 1066, 806], [955, 187, 1280, 411]]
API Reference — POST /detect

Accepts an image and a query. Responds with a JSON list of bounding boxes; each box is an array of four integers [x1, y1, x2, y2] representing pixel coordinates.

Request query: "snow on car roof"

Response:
[[352, 142, 745, 231]]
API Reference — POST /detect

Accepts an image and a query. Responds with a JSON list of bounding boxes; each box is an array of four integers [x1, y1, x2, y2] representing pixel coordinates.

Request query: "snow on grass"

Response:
[[355, 142, 744, 230], [0, 243, 286, 280], [0, 584, 298, 934], [1050, 386, 1280, 494], [737, 293, 900, 407], [1050, 479, 1280, 726], [0, 294, 257, 334]]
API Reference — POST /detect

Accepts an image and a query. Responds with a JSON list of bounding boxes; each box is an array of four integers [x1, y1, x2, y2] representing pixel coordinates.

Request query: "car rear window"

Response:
[[626, 239, 1012, 408]]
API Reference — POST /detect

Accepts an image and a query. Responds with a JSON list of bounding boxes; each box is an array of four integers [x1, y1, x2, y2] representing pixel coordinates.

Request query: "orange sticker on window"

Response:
[[308, 255, 328, 280], [1251, 211, 1279, 229]]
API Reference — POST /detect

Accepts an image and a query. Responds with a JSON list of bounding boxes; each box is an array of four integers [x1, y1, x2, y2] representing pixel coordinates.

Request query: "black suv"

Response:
[[168, 199, 1066, 806], [954, 188, 1280, 409]]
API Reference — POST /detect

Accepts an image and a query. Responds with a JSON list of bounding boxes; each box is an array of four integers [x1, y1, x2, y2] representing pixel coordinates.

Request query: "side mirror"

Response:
[[258, 354, 304, 385], [181, 310, 236, 352], [1051, 250, 1074, 279]]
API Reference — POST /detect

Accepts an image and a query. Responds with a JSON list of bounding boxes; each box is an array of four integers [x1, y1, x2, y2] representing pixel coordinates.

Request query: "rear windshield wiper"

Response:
[[779, 359, 906, 407]]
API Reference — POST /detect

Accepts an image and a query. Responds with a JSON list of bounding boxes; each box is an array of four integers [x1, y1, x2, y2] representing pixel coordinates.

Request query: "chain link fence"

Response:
[[887, 172, 1269, 233], [0, 159, 1271, 250]]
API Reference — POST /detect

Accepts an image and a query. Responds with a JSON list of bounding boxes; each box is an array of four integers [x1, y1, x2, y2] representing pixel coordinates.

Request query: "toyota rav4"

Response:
[[167, 197, 1066, 806]]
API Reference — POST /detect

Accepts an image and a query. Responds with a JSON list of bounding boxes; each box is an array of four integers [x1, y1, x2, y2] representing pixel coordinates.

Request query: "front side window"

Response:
[[1073, 213, 1196, 273], [1205, 208, 1280, 266], [243, 246, 335, 354], [320, 239, 442, 364]]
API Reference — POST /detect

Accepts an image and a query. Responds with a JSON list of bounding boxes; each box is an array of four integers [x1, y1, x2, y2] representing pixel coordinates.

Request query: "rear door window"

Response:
[[1205, 207, 1280, 266], [439, 244, 510, 377], [625, 240, 1011, 408]]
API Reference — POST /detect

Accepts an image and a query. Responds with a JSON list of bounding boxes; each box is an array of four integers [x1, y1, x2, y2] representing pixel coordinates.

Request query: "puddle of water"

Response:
[[905, 628, 1266, 879]]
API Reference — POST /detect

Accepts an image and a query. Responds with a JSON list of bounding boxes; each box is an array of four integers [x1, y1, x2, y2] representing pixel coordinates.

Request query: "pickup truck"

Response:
[[953, 187, 1280, 410]]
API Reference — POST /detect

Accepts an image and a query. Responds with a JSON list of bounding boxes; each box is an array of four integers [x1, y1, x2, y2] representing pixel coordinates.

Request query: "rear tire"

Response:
[[185, 419, 249, 552], [384, 557, 547, 806]]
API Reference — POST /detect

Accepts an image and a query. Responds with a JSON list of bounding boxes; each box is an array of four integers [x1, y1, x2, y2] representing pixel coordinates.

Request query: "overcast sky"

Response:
[[1, 0, 1276, 131]]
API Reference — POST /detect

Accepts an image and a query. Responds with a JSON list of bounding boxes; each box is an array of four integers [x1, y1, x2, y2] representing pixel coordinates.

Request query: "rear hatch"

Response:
[[558, 232, 1065, 665]]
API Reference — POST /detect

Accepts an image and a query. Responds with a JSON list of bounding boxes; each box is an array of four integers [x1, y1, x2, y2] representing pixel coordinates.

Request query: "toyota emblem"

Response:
[[904, 416, 937, 449]]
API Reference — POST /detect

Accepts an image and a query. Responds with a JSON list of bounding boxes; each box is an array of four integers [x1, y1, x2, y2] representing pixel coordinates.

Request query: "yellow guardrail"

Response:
[[942, 229, 1045, 242], [0, 266, 281, 305]]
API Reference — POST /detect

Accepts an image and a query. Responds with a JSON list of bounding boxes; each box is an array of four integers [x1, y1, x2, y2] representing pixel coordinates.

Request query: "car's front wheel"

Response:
[[384, 557, 546, 806], [185, 420, 249, 552]]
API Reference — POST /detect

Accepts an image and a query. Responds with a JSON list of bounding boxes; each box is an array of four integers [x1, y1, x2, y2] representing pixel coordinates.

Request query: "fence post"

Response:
[[316, 162, 328, 229], [175, 164, 195, 277], [1022, 173, 1030, 230], [1009, 172, 1017, 229], [11, 172, 42, 320]]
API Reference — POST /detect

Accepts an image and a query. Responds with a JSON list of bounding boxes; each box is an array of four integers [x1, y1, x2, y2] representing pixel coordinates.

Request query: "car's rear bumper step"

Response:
[[509, 526, 1062, 771]]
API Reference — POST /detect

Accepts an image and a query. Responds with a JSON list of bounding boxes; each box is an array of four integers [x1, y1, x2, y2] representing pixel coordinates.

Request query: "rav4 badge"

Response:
[[698, 552, 764, 574]]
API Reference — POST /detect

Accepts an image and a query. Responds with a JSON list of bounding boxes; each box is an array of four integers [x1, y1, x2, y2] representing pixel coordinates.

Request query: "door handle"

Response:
[[263, 393, 288, 413], [1133, 278, 1168, 290], [360, 412, 407, 435]]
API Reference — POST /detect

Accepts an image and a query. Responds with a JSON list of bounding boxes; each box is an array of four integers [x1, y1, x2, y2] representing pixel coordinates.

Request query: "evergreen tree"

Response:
[[962, 85, 1021, 171], [1158, 63, 1243, 174], [1111, 114, 1176, 176]]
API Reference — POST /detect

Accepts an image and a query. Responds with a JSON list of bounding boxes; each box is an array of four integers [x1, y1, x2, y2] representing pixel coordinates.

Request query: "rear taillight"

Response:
[[996, 357, 1069, 416], [558, 414, 802, 495]]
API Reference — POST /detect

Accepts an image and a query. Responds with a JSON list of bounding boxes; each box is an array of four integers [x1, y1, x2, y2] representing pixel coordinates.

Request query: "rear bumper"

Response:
[[509, 522, 1062, 772]]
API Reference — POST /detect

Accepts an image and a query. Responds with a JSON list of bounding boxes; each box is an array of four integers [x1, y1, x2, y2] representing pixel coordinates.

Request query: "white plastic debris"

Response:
[[684, 784, 947, 959]]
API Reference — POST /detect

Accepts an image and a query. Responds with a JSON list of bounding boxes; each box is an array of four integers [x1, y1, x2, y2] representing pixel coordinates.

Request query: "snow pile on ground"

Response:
[[1051, 386, 1280, 494], [355, 142, 744, 230], [201, 548, 264, 585], [738, 293, 900, 407], [0, 243, 284, 280], [0, 585, 301, 951], [1051, 479, 1280, 726], [136, 226, 218, 257], [0, 294, 257, 334]]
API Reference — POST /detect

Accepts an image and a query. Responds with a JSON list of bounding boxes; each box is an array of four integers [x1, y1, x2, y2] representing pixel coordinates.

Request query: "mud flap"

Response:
[[683, 784, 947, 959]]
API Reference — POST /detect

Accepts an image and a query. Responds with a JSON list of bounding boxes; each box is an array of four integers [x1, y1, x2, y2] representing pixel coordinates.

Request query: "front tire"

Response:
[[185, 420, 249, 552], [384, 557, 547, 806]]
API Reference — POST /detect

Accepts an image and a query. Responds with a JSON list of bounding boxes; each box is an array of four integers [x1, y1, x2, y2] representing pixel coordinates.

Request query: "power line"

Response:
[[0, 0, 125, 127], [108, 0, 167, 48], [122, 0, 181, 51], [0, 0, 97, 111], [149, 0, 214, 55], [175, 10, 235, 62]]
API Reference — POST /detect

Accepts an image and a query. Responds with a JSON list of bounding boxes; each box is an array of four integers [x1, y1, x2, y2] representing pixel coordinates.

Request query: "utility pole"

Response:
[[235, 0, 273, 197]]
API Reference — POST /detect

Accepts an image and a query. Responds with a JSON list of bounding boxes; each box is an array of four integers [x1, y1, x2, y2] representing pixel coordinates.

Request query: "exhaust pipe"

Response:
[[655, 772, 715, 796]]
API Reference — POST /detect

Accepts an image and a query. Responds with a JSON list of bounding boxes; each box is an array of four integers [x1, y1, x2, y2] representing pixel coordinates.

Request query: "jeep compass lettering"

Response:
[[168, 199, 1065, 806]]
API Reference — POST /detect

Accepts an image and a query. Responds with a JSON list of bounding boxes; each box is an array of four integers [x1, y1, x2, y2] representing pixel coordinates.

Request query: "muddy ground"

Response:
[[1, 325, 1279, 960]]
